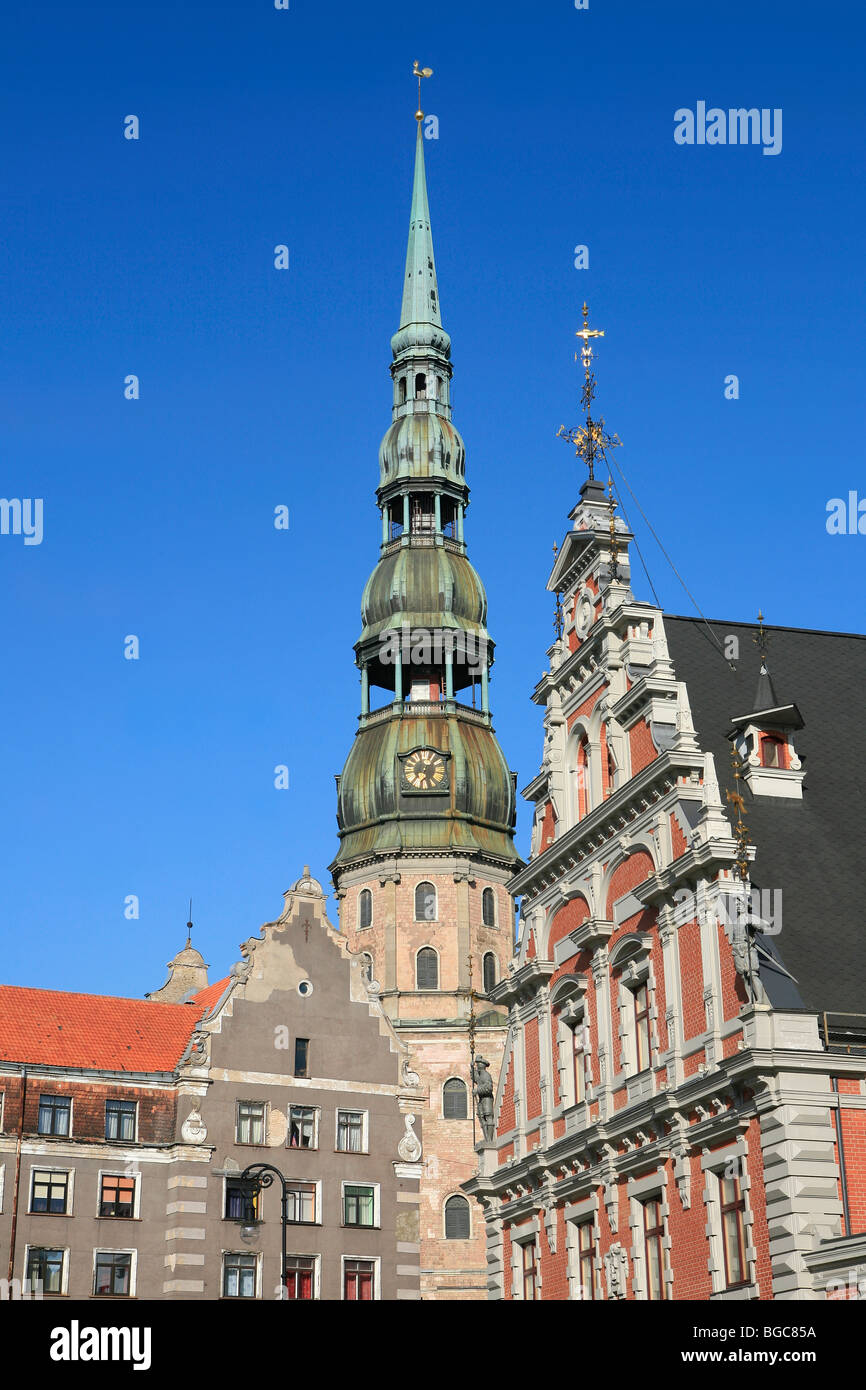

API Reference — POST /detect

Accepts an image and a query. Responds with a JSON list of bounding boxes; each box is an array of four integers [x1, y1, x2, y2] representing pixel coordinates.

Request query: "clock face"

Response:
[[403, 749, 448, 791]]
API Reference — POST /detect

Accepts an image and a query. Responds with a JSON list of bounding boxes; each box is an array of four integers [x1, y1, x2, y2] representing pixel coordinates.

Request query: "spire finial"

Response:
[[556, 301, 622, 484], [412, 60, 433, 121], [186, 898, 193, 946], [607, 474, 620, 576], [726, 745, 751, 882], [753, 610, 770, 665]]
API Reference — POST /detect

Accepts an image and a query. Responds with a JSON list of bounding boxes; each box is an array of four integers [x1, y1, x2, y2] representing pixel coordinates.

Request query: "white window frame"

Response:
[[0, 1090, 5, 1132], [341, 1179, 380, 1230], [627, 1171, 672, 1302], [283, 1252, 321, 1301], [287, 1103, 320, 1151], [235, 1099, 268, 1146], [702, 1142, 758, 1296], [565, 1195, 601, 1301], [510, 1219, 542, 1300], [285, 1178, 322, 1226], [23, 1244, 69, 1296], [91, 1246, 138, 1298], [221, 1249, 263, 1300], [222, 1173, 260, 1223], [28, 1165, 74, 1216], [610, 935, 654, 1080], [104, 1098, 138, 1143], [442, 1192, 473, 1241], [96, 1169, 141, 1220], [340, 1253, 381, 1301], [335, 1107, 369, 1154]]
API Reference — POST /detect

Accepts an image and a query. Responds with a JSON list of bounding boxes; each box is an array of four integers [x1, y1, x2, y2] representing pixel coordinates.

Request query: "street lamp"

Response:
[[239, 1162, 290, 1298]]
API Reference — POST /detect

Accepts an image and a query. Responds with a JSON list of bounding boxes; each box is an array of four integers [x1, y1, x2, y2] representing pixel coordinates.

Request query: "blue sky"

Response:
[[2, 1, 863, 995]]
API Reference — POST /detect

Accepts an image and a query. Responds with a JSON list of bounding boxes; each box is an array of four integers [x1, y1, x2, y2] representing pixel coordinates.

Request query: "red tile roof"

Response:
[[189, 976, 232, 1011], [0, 986, 203, 1073]]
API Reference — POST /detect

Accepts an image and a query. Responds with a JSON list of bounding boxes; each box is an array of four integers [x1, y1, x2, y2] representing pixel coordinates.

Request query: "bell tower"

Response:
[[330, 82, 522, 1299]]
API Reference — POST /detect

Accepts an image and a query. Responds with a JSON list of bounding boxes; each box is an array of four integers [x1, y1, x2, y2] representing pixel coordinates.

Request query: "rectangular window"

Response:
[[25, 1247, 64, 1295], [285, 1182, 317, 1224], [643, 1197, 667, 1301], [294, 1038, 310, 1078], [521, 1241, 538, 1301], [94, 1251, 132, 1297], [31, 1170, 70, 1215], [285, 1255, 316, 1300], [37, 1095, 70, 1137], [720, 1175, 748, 1287], [99, 1175, 135, 1218], [344, 1258, 374, 1301], [572, 1027, 585, 1105], [288, 1105, 317, 1150], [336, 1110, 365, 1153], [633, 984, 651, 1072], [223, 1253, 258, 1299], [225, 1181, 258, 1222], [236, 1101, 266, 1145], [577, 1221, 596, 1300], [343, 1184, 375, 1228], [105, 1100, 137, 1142]]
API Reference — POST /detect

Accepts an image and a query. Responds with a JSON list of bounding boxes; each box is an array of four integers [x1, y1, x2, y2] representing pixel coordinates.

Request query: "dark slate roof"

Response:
[[664, 616, 866, 1017]]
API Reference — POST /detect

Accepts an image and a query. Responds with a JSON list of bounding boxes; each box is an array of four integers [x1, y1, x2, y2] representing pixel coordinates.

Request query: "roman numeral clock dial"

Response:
[[402, 749, 448, 792]]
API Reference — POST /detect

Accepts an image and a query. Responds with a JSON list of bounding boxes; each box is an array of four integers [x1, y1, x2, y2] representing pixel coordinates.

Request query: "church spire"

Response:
[[398, 115, 443, 335]]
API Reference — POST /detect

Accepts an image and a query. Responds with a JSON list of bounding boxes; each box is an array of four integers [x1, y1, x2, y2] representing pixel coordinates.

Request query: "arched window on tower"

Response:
[[444, 1195, 471, 1240], [442, 1078, 468, 1119], [416, 947, 439, 990], [358, 889, 372, 930], [606, 745, 616, 799], [482, 887, 496, 928], [415, 372, 427, 398], [482, 952, 496, 994], [415, 882, 437, 921], [398, 377, 407, 405]]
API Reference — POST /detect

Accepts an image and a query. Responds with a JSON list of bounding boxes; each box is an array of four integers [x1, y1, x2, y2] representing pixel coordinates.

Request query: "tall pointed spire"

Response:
[[399, 120, 442, 334]]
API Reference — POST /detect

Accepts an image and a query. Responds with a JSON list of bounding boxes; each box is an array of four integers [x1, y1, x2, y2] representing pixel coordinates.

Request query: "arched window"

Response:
[[398, 377, 407, 404], [760, 734, 786, 769], [360, 952, 374, 984], [415, 882, 437, 921], [416, 947, 439, 990], [415, 372, 426, 398], [482, 952, 496, 994], [577, 735, 590, 819], [443, 1078, 468, 1119], [444, 1194, 471, 1240], [482, 887, 496, 927], [358, 888, 372, 929]]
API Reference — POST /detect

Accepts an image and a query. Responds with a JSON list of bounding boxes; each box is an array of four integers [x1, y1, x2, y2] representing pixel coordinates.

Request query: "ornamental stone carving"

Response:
[[604, 1243, 629, 1299], [397, 1113, 422, 1163], [181, 1099, 208, 1145]]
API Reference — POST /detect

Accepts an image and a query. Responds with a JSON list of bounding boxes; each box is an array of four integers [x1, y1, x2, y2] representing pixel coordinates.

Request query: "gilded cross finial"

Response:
[[412, 61, 433, 121], [556, 301, 621, 483], [753, 610, 770, 663]]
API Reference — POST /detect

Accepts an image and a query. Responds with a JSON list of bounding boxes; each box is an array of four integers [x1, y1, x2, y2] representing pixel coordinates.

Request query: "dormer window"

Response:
[[759, 734, 787, 769]]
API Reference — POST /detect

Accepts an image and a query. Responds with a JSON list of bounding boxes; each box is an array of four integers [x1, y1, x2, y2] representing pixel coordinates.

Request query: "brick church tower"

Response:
[[329, 103, 522, 1299]]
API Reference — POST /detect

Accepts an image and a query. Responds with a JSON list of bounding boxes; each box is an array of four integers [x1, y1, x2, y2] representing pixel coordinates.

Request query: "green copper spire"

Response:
[[399, 120, 442, 333]]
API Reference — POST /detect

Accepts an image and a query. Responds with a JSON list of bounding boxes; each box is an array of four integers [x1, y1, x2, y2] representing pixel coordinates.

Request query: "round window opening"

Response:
[[297, 980, 313, 997]]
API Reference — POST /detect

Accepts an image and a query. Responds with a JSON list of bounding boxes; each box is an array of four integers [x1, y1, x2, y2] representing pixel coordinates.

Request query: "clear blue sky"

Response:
[[2, 1, 863, 995]]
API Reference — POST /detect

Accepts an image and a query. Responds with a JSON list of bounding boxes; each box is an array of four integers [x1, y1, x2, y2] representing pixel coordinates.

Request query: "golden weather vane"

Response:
[[557, 302, 622, 483], [413, 60, 433, 121]]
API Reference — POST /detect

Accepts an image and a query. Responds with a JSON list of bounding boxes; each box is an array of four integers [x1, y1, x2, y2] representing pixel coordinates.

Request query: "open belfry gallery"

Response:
[[2, 75, 865, 1304]]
